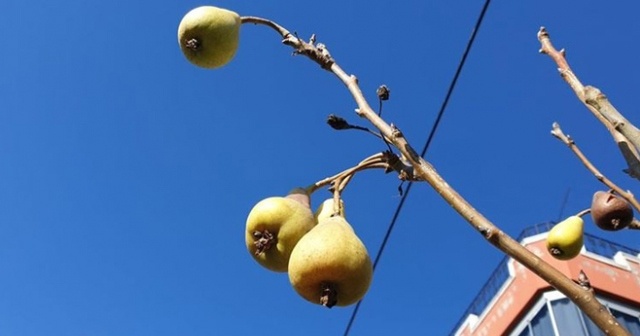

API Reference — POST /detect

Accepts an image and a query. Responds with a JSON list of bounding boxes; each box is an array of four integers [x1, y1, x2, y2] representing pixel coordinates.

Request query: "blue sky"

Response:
[[1, 1, 639, 335]]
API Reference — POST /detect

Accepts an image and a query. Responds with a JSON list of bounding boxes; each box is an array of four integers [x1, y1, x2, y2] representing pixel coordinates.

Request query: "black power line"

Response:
[[343, 1, 492, 334]]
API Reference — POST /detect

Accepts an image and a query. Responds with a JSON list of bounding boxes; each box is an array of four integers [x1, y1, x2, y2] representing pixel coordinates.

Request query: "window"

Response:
[[517, 326, 531, 336], [530, 306, 554, 336], [551, 298, 585, 335], [509, 292, 640, 336], [579, 309, 603, 336], [610, 308, 640, 335]]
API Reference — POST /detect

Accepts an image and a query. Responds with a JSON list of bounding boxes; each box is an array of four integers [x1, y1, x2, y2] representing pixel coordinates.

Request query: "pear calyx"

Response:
[[320, 282, 338, 308], [591, 191, 633, 231], [252, 229, 275, 255]]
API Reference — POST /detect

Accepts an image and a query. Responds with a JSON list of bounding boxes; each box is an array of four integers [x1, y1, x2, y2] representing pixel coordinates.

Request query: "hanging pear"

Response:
[[177, 6, 241, 69], [313, 198, 345, 224], [591, 191, 633, 231], [288, 212, 372, 308], [546, 216, 584, 260], [245, 188, 316, 272]]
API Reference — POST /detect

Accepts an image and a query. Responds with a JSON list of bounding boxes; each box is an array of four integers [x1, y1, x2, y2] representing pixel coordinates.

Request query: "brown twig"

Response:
[[243, 17, 630, 336], [551, 122, 640, 215], [309, 151, 420, 196], [576, 208, 591, 218], [309, 153, 384, 195], [538, 27, 640, 180]]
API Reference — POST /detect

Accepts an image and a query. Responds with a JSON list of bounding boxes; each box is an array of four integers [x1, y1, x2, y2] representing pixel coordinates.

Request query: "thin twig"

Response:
[[308, 151, 418, 196], [576, 208, 591, 218], [538, 27, 640, 179], [309, 153, 385, 193], [551, 122, 640, 214], [243, 17, 630, 336]]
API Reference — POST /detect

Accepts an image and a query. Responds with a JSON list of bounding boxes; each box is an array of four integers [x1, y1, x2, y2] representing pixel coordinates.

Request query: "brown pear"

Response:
[[591, 191, 633, 231], [288, 214, 372, 308], [245, 188, 316, 272]]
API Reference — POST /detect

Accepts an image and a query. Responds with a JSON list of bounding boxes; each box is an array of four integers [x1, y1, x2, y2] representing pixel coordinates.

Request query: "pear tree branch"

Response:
[[551, 122, 640, 229], [538, 27, 640, 180], [551, 122, 640, 209], [242, 17, 630, 335]]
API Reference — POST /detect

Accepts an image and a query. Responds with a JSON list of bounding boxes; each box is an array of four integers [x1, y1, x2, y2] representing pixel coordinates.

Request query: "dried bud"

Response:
[[327, 114, 350, 130], [376, 85, 390, 101]]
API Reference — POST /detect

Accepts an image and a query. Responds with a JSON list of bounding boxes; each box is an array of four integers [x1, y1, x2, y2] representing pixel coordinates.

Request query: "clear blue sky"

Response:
[[1, 1, 639, 335]]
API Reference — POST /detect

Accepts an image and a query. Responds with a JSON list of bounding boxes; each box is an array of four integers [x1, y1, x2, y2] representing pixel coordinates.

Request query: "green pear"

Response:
[[546, 216, 584, 260], [313, 198, 345, 224], [177, 6, 241, 69], [245, 188, 316, 272], [288, 214, 372, 308]]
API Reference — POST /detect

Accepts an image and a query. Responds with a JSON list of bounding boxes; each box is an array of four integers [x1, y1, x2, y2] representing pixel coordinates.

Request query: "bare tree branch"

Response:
[[242, 17, 630, 336], [538, 27, 640, 179], [551, 122, 640, 214]]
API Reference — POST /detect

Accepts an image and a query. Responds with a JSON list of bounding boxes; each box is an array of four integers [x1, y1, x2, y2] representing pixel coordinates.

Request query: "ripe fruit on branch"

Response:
[[177, 6, 241, 69], [590, 191, 633, 231], [313, 198, 345, 223], [245, 188, 316, 272], [546, 216, 584, 260], [288, 211, 372, 308]]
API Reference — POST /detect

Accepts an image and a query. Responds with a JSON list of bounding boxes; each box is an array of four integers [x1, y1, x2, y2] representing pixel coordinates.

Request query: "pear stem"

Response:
[[576, 208, 591, 218], [244, 17, 630, 335], [241, 16, 291, 37], [332, 179, 343, 216], [308, 151, 419, 196]]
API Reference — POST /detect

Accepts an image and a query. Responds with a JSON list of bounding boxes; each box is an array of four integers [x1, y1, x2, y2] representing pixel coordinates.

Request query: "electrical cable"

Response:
[[342, 1, 492, 334]]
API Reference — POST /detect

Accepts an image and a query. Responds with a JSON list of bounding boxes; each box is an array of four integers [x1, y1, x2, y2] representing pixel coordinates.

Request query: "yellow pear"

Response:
[[546, 216, 584, 260], [177, 6, 241, 69], [288, 215, 372, 308], [314, 198, 345, 224], [245, 188, 316, 272]]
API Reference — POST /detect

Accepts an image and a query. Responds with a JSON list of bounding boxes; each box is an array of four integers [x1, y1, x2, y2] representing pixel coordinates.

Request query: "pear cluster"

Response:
[[245, 194, 372, 308], [546, 190, 634, 261]]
